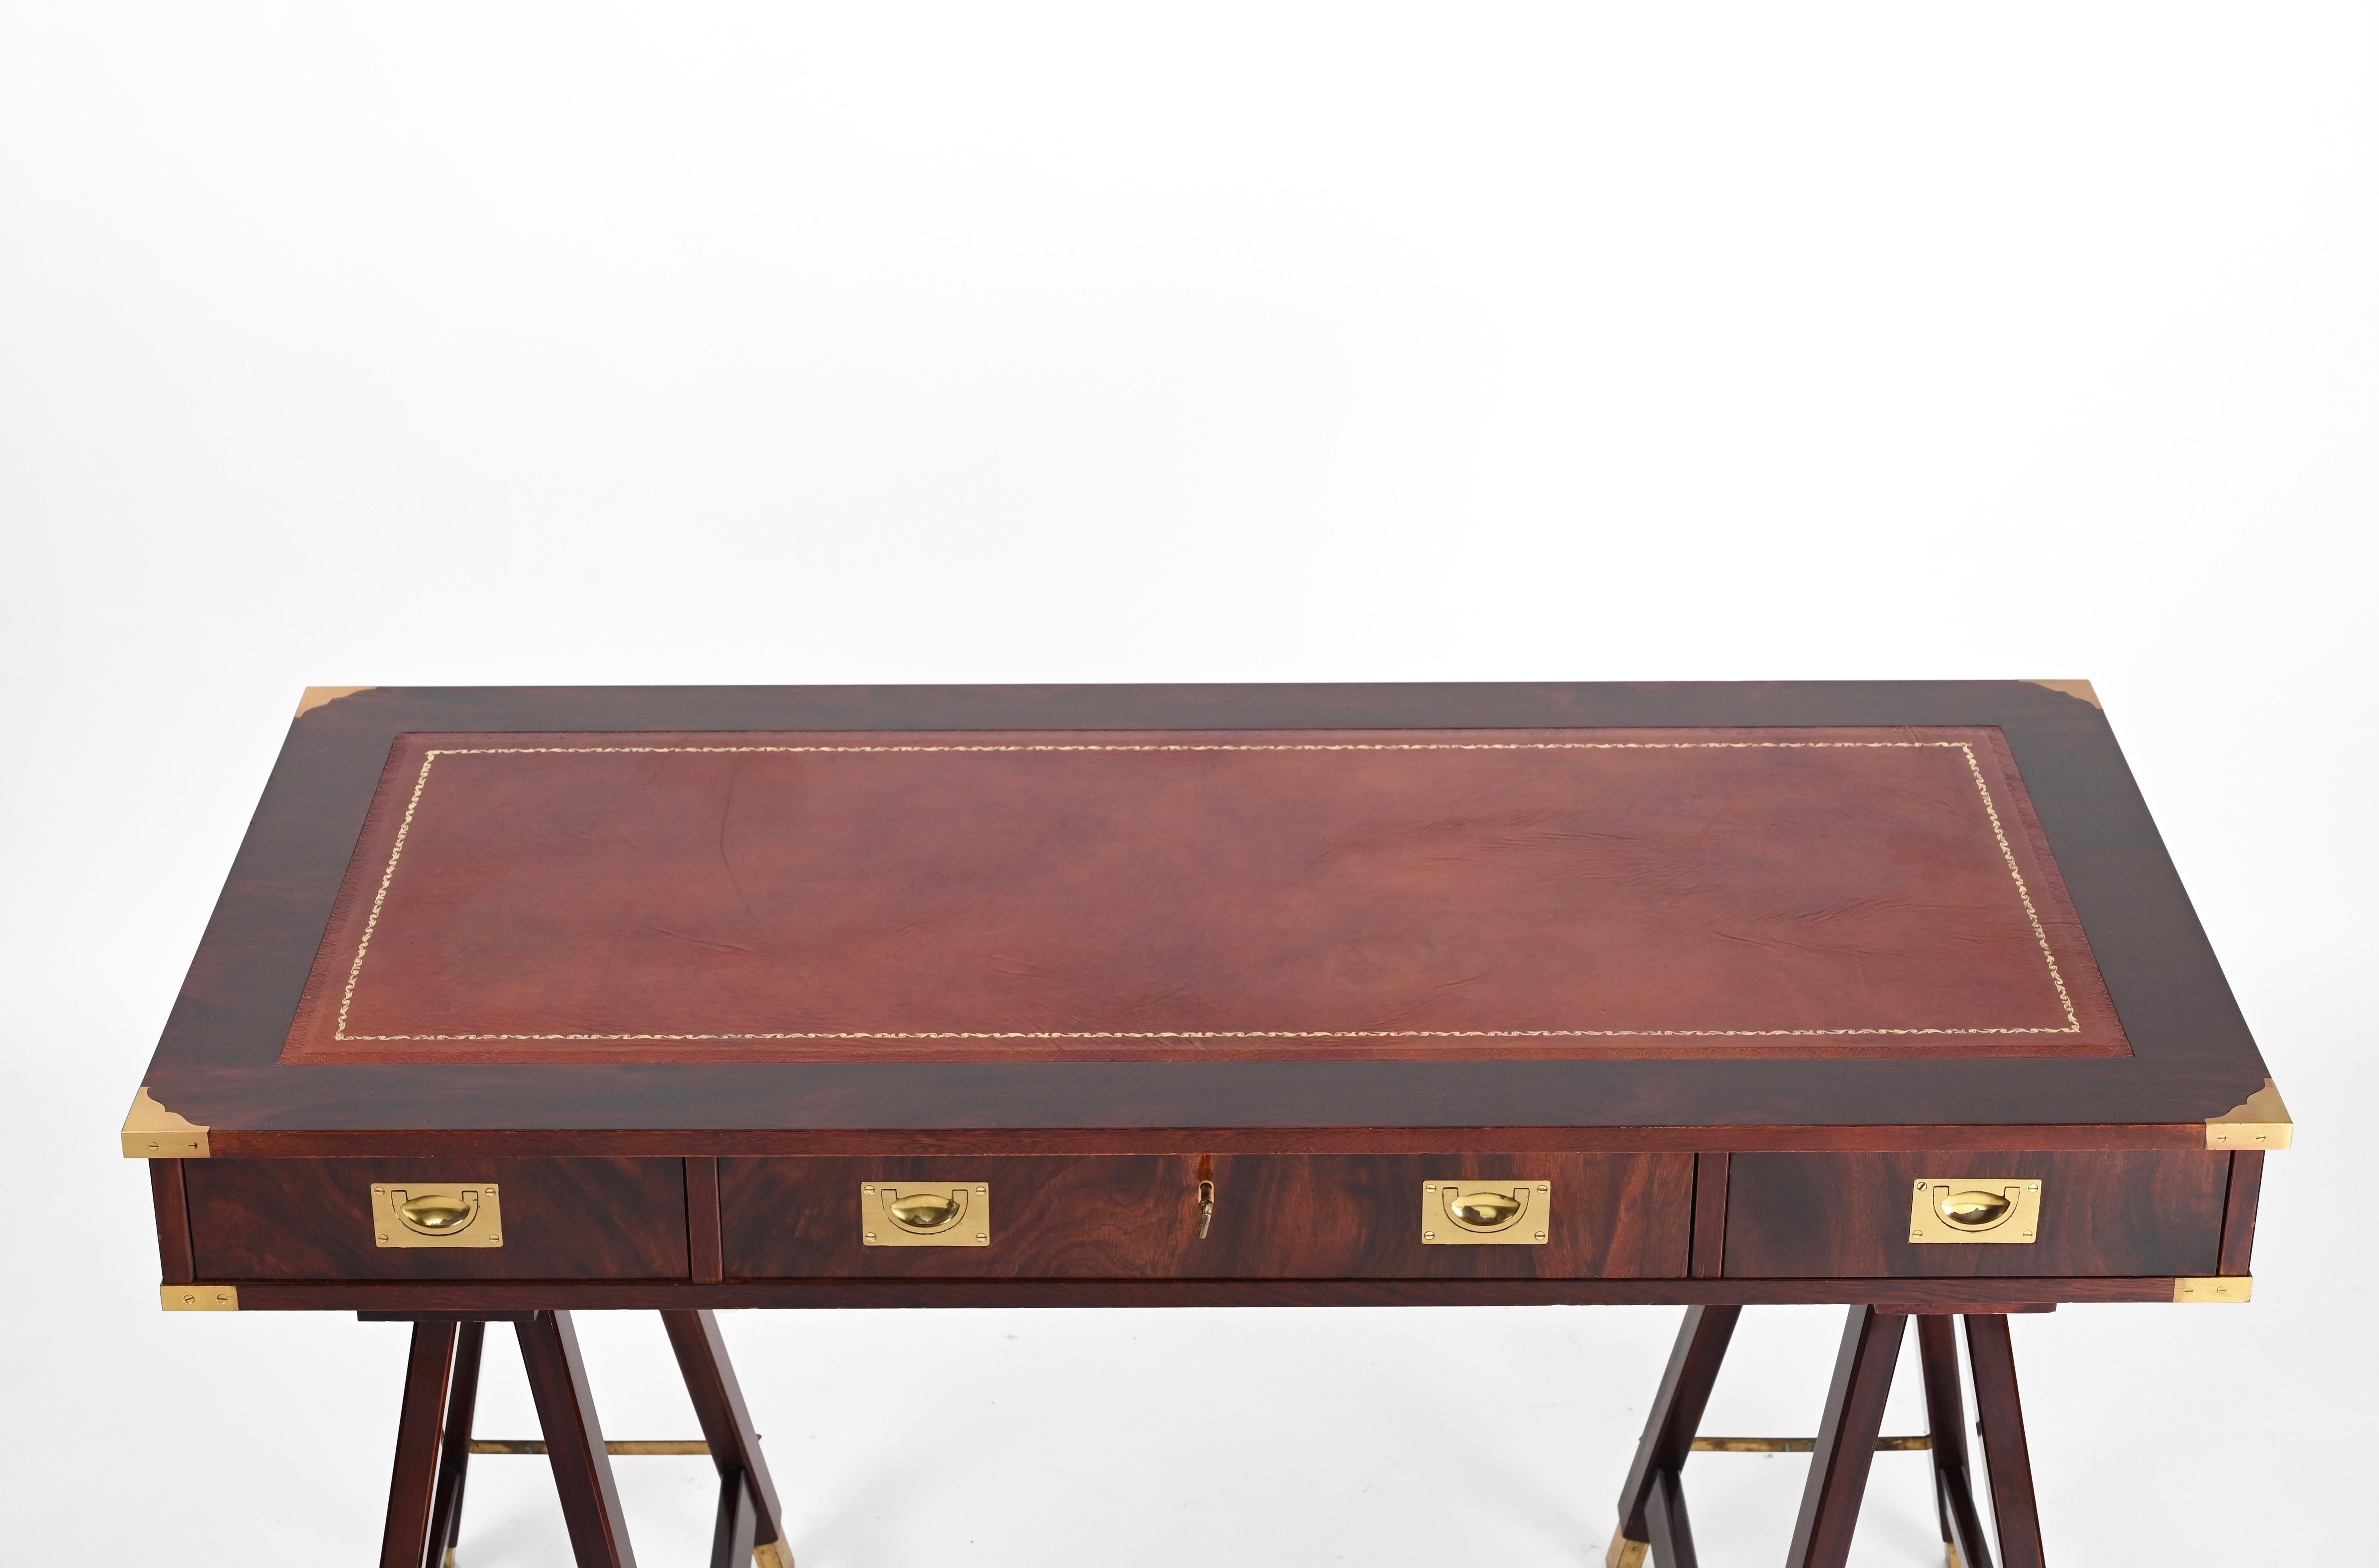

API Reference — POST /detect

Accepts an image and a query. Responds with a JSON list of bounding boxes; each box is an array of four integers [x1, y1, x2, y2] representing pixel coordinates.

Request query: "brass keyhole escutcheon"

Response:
[[1449, 1191, 1523, 1230], [885, 1189, 966, 1233], [399, 1192, 478, 1236], [1936, 1189, 2013, 1230]]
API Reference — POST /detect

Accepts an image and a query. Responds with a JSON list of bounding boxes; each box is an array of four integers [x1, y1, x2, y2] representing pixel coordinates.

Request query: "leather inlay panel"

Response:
[[281, 725, 2127, 1064], [719, 1153, 1692, 1279]]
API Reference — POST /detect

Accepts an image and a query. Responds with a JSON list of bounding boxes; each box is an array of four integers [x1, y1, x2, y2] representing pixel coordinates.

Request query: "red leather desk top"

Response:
[[126, 684, 2278, 1148], [283, 724, 2125, 1066]]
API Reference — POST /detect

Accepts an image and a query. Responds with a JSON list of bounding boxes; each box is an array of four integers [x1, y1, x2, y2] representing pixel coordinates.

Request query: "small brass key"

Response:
[[1197, 1179, 1216, 1239]]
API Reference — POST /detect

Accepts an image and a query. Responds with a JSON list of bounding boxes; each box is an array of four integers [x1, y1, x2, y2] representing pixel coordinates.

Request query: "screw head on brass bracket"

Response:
[[2206, 1078, 2293, 1150], [1422, 1181, 1551, 1245], [862, 1183, 992, 1247], [161, 1284, 239, 1312], [1907, 1178, 2041, 1245], [2174, 1276, 2253, 1303], [120, 1086, 209, 1159]]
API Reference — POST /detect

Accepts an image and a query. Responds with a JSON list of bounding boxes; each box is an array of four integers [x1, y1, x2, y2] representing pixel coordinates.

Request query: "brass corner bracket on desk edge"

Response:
[[162, 1284, 238, 1312], [1606, 1538, 1648, 1568], [294, 685, 375, 718], [2206, 1079, 2292, 1150], [121, 1086, 208, 1158], [2023, 678, 2101, 708], [2175, 1277, 2252, 1304]]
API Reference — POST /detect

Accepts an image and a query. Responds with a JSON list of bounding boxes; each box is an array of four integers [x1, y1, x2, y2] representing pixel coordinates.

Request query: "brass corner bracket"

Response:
[[121, 1087, 209, 1159], [2174, 1276, 2252, 1304], [294, 685, 374, 718], [2206, 1079, 2292, 1151], [2023, 678, 2101, 709], [162, 1284, 239, 1312]]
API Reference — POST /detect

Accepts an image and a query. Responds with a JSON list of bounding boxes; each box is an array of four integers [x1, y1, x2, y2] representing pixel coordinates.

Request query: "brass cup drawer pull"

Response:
[[372, 1183, 504, 1249], [862, 1183, 992, 1247], [1421, 1180, 1552, 1246], [1907, 1178, 2041, 1245]]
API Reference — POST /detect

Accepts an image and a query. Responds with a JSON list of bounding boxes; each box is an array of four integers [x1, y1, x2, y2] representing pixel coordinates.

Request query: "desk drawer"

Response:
[[720, 1153, 1691, 1279], [1721, 1151, 2231, 1278], [185, 1158, 691, 1281]]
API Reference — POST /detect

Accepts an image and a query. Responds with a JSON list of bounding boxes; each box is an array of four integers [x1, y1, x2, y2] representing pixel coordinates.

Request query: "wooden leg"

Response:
[[1785, 1306, 1908, 1568], [1917, 1316, 1994, 1568], [424, 1321, 486, 1568], [1643, 1469, 1698, 1568], [709, 1469, 759, 1568], [662, 1308, 789, 1568], [1964, 1315, 2046, 1568], [381, 1322, 459, 1568], [518, 1311, 640, 1568], [1609, 1304, 1741, 1567]]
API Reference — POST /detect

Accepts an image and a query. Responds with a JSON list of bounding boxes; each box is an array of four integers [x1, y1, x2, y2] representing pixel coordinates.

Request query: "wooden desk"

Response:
[[122, 681, 2288, 1568]]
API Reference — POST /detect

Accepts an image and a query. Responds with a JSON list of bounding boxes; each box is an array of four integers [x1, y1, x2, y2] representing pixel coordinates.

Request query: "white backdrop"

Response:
[[3, 6, 2371, 1564]]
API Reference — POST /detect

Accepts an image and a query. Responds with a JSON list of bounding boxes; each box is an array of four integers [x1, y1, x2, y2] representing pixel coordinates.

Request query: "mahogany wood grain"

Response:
[[185, 1158, 689, 1281], [685, 1159, 722, 1284], [424, 1321, 484, 1568], [720, 1153, 1689, 1280], [183, 1123, 2223, 1157], [661, 1310, 785, 1563], [235, 1280, 2085, 1314], [379, 1321, 456, 1568], [1688, 1155, 1729, 1279], [516, 1311, 637, 1568], [1725, 1152, 2227, 1278], [1964, 1315, 2046, 1568], [136, 683, 2279, 1148], [149, 1159, 194, 1286], [1786, 1307, 1907, 1568], [2218, 1150, 2263, 1276], [1614, 1305, 1740, 1547], [1917, 1316, 1995, 1568]]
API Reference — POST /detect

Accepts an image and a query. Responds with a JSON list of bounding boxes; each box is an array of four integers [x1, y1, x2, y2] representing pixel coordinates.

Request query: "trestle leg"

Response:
[[516, 1310, 639, 1568], [1964, 1315, 2046, 1568], [1917, 1315, 1994, 1568], [423, 1321, 485, 1568], [1607, 1304, 1741, 1567], [1783, 1306, 1908, 1568], [663, 1308, 791, 1568], [380, 1321, 459, 1568]]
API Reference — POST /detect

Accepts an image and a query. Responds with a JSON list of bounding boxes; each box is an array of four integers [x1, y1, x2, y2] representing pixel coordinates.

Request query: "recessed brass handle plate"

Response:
[[862, 1183, 991, 1247], [371, 1183, 504, 1248], [1421, 1181, 1551, 1245], [1907, 1178, 2040, 1245]]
